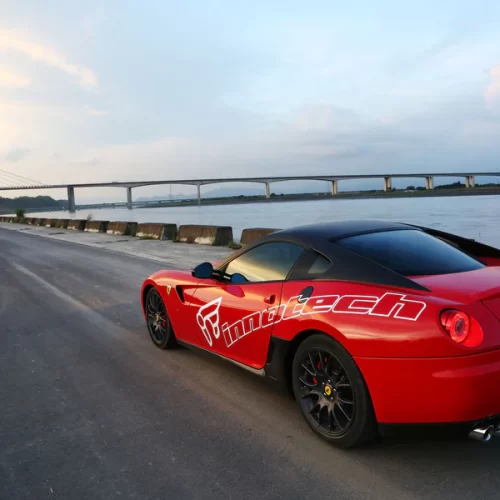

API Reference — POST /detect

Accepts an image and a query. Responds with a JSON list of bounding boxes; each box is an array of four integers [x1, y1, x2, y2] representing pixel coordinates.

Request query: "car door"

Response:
[[190, 241, 305, 369]]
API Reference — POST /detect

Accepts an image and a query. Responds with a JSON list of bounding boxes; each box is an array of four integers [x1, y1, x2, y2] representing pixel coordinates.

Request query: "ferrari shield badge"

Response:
[[167, 284, 172, 295]]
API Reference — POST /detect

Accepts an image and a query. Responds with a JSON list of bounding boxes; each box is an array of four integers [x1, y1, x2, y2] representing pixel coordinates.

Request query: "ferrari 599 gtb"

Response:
[[141, 220, 500, 448]]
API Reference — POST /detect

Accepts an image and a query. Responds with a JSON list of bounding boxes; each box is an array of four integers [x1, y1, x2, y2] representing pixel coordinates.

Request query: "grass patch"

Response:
[[228, 240, 242, 250]]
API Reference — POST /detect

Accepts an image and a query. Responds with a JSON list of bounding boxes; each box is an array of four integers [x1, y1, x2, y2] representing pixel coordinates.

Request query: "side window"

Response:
[[307, 253, 332, 275], [224, 242, 304, 282], [286, 250, 332, 280]]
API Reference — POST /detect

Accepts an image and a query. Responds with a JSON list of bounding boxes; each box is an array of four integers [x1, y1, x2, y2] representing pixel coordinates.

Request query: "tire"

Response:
[[145, 287, 177, 349], [292, 333, 377, 448]]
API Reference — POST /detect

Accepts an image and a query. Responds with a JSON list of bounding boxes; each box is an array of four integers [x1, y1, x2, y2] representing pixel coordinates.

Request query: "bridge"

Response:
[[1, 169, 499, 213]]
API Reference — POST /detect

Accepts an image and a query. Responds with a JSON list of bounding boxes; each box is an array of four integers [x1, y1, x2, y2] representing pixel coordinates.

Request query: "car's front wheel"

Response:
[[292, 333, 377, 448], [145, 287, 177, 349]]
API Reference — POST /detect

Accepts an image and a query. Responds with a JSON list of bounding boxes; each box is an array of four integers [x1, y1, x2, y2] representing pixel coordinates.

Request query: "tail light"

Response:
[[440, 310, 470, 343], [440, 309, 483, 346]]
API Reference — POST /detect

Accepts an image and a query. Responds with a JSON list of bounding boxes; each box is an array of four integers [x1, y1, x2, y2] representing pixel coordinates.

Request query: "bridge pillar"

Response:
[[126, 187, 132, 209], [383, 176, 392, 191], [465, 176, 470, 188], [197, 184, 201, 205], [469, 175, 475, 187], [67, 186, 75, 213], [265, 182, 271, 199], [425, 176, 434, 189], [330, 180, 338, 195]]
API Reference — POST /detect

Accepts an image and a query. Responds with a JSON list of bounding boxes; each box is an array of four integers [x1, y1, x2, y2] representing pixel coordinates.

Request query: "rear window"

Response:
[[336, 229, 484, 276]]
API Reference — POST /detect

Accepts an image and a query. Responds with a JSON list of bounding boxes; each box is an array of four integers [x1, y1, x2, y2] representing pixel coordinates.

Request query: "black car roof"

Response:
[[268, 219, 414, 244], [215, 219, 500, 293], [215, 219, 431, 292]]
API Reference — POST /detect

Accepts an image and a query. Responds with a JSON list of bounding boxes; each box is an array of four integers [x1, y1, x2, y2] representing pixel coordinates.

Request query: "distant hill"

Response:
[[0, 195, 66, 212]]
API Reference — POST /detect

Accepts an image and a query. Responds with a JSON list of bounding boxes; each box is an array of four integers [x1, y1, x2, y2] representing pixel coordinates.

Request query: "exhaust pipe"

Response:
[[469, 424, 495, 442]]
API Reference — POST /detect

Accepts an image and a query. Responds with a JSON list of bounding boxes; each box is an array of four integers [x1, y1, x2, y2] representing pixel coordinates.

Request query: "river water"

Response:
[[27, 194, 500, 246]]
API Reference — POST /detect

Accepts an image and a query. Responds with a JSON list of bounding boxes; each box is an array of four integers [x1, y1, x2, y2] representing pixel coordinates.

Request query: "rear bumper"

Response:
[[355, 349, 500, 425]]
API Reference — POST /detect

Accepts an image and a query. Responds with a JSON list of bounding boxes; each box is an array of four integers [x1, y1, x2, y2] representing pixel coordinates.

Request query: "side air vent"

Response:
[[176, 286, 185, 303]]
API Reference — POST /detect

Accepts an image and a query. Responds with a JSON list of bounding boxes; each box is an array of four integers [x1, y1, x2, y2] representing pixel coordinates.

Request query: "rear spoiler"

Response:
[[409, 224, 500, 259]]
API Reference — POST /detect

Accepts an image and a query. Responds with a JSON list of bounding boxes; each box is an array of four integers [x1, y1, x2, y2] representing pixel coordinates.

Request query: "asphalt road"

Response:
[[1, 228, 500, 500]]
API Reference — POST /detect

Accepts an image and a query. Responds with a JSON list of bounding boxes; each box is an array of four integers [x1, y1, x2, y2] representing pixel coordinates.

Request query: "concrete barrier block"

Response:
[[28, 218, 39, 225], [67, 219, 87, 231], [84, 220, 109, 233], [37, 218, 46, 226], [106, 221, 137, 236], [240, 227, 281, 245], [44, 219, 57, 228], [178, 225, 233, 246], [56, 219, 69, 229], [136, 223, 177, 240]]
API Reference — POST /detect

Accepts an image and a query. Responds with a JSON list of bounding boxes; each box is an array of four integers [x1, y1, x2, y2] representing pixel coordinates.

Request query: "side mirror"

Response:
[[192, 262, 214, 279], [230, 273, 248, 284]]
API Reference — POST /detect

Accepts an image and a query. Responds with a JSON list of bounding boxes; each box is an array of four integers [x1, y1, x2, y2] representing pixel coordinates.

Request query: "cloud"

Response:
[[463, 119, 500, 141], [290, 104, 361, 133], [82, 7, 108, 39], [485, 65, 500, 108], [84, 106, 109, 117], [0, 68, 31, 88], [0, 29, 97, 90], [3, 147, 32, 163]]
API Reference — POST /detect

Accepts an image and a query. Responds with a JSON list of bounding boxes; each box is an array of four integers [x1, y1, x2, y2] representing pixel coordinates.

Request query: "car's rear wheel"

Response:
[[145, 287, 177, 349], [292, 333, 377, 448]]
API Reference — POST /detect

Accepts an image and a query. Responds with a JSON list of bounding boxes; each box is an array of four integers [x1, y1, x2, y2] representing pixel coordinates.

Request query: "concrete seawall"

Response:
[[240, 227, 281, 245], [67, 220, 87, 231], [56, 219, 69, 229], [178, 225, 233, 246], [136, 223, 177, 240], [107, 221, 137, 236], [0, 216, 280, 248], [84, 220, 109, 233]]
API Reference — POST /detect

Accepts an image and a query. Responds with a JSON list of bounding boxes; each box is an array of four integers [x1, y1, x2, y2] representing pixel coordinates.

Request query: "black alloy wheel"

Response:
[[292, 334, 377, 448], [145, 287, 177, 349]]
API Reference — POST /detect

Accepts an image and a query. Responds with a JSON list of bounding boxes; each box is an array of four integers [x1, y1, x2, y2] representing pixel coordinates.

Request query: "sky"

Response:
[[1, 0, 500, 202]]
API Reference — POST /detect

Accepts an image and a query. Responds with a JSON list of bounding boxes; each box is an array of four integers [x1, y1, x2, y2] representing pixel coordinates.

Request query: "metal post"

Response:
[[330, 180, 338, 195], [197, 184, 201, 206], [67, 186, 75, 213], [265, 182, 271, 199], [126, 187, 132, 209]]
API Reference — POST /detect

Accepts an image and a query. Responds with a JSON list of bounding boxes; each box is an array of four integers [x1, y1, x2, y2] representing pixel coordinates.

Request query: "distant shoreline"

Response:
[[3, 185, 500, 215], [137, 186, 500, 209]]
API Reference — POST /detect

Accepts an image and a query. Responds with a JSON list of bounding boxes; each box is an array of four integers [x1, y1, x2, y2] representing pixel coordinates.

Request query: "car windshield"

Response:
[[336, 229, 485, 276]]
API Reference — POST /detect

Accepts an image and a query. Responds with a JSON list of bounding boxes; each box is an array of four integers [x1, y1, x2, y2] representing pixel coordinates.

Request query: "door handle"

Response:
[[264, 294, 276, 305]]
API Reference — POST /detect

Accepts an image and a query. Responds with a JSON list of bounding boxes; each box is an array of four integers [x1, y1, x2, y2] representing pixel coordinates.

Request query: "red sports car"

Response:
[[141, 220, 500, 448]]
